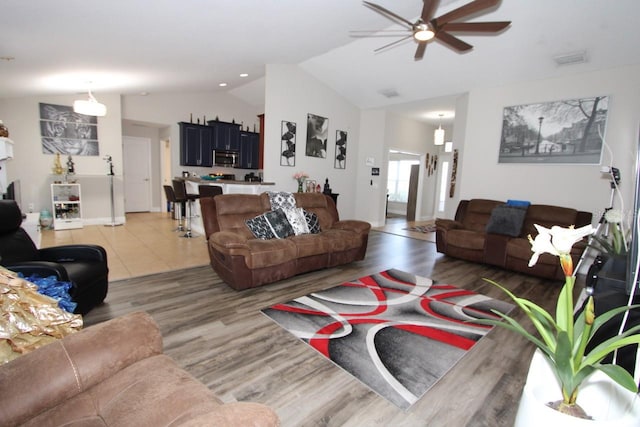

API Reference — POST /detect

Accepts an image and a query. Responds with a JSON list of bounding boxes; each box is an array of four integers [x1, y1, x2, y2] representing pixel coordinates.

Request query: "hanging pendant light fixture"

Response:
[[434, 114, 445, 146], [74, 87, 107, 117]]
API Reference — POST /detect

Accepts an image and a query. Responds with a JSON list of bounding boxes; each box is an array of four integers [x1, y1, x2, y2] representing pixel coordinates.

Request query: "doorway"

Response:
[[386, 151, 421, 221], [123, 136, 151, 212]]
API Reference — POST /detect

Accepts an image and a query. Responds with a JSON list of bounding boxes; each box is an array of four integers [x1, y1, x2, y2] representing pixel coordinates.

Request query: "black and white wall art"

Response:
[[498, 95, 608, 164], [281, 120, 296, 166], [306, 113, 328, 158], [39, 103, 99, 156], [335, 130, 347, 169]]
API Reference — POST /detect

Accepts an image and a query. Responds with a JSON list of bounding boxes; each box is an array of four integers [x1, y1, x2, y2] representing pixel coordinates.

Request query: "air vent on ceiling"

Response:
[[379, 88, 400, 98], [553, 50, 587, 66]]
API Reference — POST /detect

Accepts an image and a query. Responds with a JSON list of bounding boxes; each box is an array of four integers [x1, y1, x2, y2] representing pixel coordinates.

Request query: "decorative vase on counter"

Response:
[[514, 349, 640, 426], [297, 181, 304, 193]]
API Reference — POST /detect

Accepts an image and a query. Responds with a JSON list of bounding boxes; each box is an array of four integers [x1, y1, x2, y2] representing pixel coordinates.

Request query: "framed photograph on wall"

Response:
[[39, 103, 99, 156], [306, 113, 328, 158], [281, 120, 296, 166], [335, 130, 347, 169], [498, 95, 608, 164]]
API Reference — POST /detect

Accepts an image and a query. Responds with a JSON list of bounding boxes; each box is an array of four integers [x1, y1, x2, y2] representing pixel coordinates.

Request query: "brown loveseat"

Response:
[[200, 192, 371, 290], [0, 311, 279, 427], [436, 199, 593, 280]]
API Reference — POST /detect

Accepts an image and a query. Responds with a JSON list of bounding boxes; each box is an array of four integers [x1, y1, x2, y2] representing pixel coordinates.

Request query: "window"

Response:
[[438, 161, 449, 212], [387, 159, 419, 202]]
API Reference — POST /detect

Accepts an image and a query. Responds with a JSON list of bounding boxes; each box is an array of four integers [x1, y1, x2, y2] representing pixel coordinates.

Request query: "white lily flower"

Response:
[[528, 224, 594, 268], [604, 209, 623, 224]]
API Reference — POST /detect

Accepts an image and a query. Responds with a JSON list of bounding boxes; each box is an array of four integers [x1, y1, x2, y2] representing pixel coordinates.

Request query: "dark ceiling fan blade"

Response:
[[363, 1, 414, 28], [435, 31, 473, 51], [421, 0, 441, 23], [441, 21, 510, 32], [433, 0, 499, 26], [374, 34, 414, 52], [415, 42, 428, 60]]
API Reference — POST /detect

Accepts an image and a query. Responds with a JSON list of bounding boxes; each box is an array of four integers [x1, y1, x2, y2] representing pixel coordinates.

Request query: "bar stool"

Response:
[[163, 185, 184, 232], [172, 179, 199, 238], [198, 184, 223, 198]]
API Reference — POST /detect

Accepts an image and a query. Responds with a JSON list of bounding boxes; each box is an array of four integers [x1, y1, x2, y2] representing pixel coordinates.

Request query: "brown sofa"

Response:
[[200, 192, 371, 290], [435, 199, 593, 280], [0, 311, 279, 427]]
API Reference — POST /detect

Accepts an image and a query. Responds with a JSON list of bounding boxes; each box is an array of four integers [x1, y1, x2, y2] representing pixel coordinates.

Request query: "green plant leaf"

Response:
[[476, 311, 550, 354], [556, 278, 574, 339], [582, 333, 640, 367], [596, 363, 639, 393], [554, 331, 577, 397]]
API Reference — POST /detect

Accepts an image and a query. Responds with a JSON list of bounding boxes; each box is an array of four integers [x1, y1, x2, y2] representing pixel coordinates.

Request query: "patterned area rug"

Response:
[[262, 269, 513, 410], [403, 224, 437, 233]]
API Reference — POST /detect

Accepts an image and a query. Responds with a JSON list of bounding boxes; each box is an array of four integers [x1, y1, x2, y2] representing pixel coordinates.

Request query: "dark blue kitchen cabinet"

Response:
[[239, 131, 260, 169], [208, 120, 241, 152], [179, 122, 213, 167]]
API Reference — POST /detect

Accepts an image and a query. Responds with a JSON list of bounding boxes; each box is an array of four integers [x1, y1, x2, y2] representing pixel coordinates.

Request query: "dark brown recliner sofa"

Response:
[[435, 199, 593, 280], [200, 192, 371, 290], [0, 311, 279, 427]]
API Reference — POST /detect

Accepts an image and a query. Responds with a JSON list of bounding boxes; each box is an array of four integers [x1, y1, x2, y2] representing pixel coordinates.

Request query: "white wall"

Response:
[[264, 64, 361, 218], [355, 109, 387, 225], [455, 64, 640, 224], [0, 93, 124, 223]]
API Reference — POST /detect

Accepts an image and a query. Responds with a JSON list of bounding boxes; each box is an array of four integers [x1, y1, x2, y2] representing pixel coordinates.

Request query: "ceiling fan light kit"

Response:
[[360, 0, 511, 60]]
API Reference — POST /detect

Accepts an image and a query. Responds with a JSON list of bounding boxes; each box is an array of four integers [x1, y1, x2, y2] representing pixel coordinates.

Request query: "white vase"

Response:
[[514, 350, 640, 426]]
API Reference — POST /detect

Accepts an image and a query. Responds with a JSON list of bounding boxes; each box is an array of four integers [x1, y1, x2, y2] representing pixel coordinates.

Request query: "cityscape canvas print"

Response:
[[498, 95, 608, 164], [39, 103, 99, 156]]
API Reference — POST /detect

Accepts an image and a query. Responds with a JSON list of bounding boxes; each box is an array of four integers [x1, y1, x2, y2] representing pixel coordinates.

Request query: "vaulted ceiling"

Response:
[[2, 0, 639, 122]]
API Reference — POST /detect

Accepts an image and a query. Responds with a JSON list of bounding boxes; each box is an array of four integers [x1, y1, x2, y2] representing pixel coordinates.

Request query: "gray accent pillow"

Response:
[[304, 210, 321, 234], [246, 214, 276, 240], [267, 191, 297, 211], [485, 205, 527, 237], [264, 209, 295, 239]]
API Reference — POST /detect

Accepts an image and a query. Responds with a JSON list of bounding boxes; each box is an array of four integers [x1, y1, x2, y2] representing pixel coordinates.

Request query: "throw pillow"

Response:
[[485, 205, 528, 237], [267, 191, 297, 211], [304, 210, 321, 234], [283, 207, 310, 235], [246, 214, 276, 240], [264, 209, 295, 239]]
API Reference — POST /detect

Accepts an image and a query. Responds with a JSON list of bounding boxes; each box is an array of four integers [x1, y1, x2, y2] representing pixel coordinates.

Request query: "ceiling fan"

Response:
[[354, 0, 511, 60]]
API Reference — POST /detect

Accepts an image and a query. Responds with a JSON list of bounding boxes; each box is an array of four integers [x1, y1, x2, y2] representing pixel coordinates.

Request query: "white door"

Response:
[[123, 136, 151, 212]]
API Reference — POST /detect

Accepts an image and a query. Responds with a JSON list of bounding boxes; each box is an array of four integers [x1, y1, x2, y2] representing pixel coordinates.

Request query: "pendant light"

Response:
[[434, 114, 445, 146], [74, 87, 107, 117]]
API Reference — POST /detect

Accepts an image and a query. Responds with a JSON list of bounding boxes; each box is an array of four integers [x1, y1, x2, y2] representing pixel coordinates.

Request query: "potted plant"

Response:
[[479, 223, 640, 424]]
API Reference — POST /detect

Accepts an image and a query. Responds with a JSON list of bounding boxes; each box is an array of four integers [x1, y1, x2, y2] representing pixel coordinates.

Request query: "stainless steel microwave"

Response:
[[213, 150, 238, 167]]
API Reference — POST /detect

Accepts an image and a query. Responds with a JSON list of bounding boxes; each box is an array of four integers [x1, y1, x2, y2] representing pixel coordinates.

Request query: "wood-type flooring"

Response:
[[84, 230, 569, 427]]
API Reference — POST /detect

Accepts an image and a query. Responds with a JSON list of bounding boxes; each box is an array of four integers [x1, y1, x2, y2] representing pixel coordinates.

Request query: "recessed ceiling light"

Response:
[[219, 83, 227, 87], [239, 73, 248, 77]]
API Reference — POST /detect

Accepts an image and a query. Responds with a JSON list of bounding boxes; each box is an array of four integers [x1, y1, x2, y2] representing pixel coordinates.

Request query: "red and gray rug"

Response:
[[262, 269, 513, 410]]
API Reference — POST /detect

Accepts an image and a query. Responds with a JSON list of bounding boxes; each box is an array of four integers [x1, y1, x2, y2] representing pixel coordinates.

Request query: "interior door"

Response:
[[406, 164, 419, 221], [123, 136, 151, 212]]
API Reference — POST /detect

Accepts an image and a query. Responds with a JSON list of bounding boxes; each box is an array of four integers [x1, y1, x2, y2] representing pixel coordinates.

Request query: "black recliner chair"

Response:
[[0, 200, 109, 315]]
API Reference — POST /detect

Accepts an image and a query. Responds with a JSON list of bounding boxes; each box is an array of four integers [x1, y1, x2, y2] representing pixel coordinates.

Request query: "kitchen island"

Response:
[[179, 177, 276, 236]]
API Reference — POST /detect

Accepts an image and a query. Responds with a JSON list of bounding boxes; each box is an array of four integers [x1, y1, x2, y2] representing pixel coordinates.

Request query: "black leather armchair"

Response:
[[0, 200, 109, 315]]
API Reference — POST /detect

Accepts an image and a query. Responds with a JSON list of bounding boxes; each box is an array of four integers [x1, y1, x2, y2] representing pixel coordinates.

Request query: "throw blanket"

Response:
[[267, 191, 297, 211]]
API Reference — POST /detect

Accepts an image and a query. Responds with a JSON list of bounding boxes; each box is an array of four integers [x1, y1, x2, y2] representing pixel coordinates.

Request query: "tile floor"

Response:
[[40, 212, 210, 281]]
